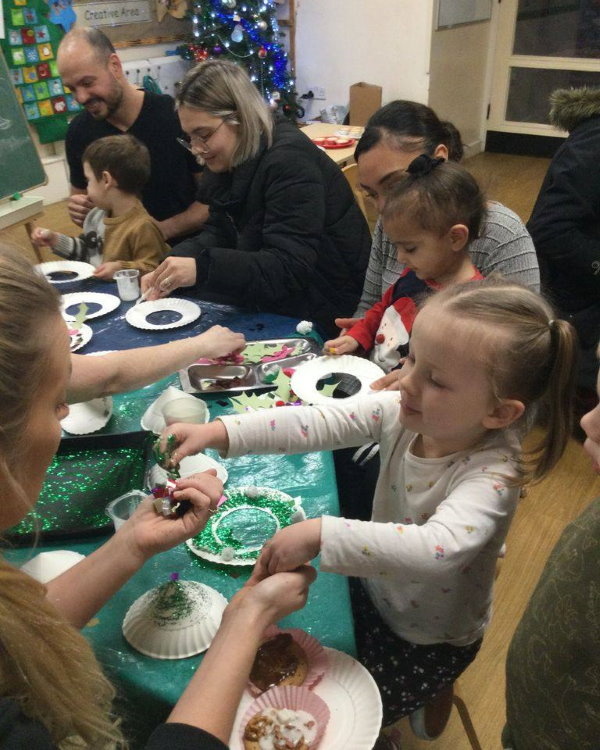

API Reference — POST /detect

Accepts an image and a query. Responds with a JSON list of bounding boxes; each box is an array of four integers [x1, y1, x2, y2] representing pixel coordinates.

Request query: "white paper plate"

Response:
[[61, 396, 113, 435], [231, 648, 382, 750], [62, 292, 121, 320], [186, 487, 305, 566], [123, 580, 227, 659], [68, 323, 93, 352], [290, 355, 384, 405], [36, 260, 95, 284], [147, 452, 229, 487], [21, 550, 85, 584], [125, 298, 201, 330], [141, 386, 209, 434]]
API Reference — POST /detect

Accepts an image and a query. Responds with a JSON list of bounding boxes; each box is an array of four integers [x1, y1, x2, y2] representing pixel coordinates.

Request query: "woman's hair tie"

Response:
[[406, 153, 445, 177]]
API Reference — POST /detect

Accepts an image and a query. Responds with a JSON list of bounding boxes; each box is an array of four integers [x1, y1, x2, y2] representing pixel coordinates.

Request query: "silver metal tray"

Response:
[[179, 337, 320, 395]]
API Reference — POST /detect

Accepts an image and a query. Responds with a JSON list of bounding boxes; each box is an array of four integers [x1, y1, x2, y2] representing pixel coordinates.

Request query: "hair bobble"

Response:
[[406, 153, 445, 177]]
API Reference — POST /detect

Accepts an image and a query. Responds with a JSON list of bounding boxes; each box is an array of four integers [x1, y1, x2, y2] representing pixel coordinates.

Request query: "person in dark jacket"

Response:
[[528, 87, 600, 392], [141, 60, 371, 338]]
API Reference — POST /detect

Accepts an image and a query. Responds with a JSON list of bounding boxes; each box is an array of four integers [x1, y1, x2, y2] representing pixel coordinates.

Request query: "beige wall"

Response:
[[428, 20, 492, 156], [295, 0, 434, 120]]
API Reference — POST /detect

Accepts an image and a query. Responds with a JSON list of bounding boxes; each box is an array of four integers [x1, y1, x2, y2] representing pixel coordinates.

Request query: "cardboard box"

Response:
[[349, 82, 382, 126]]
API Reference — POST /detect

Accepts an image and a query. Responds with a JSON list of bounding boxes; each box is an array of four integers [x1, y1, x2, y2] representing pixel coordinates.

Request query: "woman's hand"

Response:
[[249, 519, 322, 583], [159, 421, 230, 466], [198, 325, 245, 360], [371, 369, 403, 391], [117, 470, 223, 562], [323, 334, 359, 356], [68, 193, 94, 227], [334, 316, 361, 336], [141, 257, 198, 299]]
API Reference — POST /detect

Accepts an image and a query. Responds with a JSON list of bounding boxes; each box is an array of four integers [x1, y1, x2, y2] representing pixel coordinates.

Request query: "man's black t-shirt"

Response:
[[65, 91, 201, 222]]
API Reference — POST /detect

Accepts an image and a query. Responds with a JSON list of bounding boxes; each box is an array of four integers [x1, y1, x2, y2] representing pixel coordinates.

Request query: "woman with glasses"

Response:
[[141, 60, 371, 337]]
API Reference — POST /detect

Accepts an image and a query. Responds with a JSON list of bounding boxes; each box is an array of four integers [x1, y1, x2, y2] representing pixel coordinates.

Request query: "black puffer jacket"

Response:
[[172, 118, 371, 337], [527, 88, 600, 388]]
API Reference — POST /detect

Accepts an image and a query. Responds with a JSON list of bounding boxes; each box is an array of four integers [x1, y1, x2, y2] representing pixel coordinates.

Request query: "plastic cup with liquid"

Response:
[[114, 269, 140, 301], [106, 490, 147, 530]]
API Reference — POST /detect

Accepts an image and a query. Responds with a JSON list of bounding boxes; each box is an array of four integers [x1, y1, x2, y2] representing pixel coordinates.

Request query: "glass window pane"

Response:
[[506, 67, 600, 123], [514, 0, 600, 58]]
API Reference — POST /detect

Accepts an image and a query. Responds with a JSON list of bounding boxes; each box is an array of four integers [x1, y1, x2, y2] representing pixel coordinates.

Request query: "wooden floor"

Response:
[[2, 153, 599, 750]]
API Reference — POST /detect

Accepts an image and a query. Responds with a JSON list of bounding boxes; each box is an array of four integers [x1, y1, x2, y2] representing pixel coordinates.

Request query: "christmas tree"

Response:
[[177, 0, 302, 119]]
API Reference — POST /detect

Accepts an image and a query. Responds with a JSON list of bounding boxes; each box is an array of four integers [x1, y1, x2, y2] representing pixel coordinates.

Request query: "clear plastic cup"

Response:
[[106, 490, 147, 530], [114, 269, 140, 301]]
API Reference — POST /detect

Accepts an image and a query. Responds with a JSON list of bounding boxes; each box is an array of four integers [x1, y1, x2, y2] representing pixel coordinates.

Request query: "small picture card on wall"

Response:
[[13, 0, 29, 5], [24, 46, 40, 63], [38, 63, 52, 79], [48, 77, 64, 95], [21, 28, 35, 44], [11, 48, 26, 65], [16, 88, 24, 104], [24, 102, 41, 120], [38, 99, 54, 117], [23, 8, 38, 23], [10, 68, 24, 85], [11, 9, 25, 26], [21, 85, 36, 102], [9, 30, 22, 45], [23, 65, 39, 83], [34, 81, 50, 100], [66, 93, 81, 112], [50, 61, 60, 77], [38, 43, 54, 60], [35, 25, 51, 42], [52, 96, 67, 113]]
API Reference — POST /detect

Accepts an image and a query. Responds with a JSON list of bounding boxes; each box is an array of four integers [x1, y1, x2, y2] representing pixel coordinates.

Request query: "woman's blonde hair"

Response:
[[424, 277, 578, 485], [176, 59, 273, 167], [0, 245, 123, 747]]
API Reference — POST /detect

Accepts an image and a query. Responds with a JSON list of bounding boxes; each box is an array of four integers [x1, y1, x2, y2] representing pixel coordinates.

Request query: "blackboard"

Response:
[[0, 50, 47, 200]]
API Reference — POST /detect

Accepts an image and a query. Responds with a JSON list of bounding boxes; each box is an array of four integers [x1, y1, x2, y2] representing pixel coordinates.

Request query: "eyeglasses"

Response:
[[177, 119, 226, 153]]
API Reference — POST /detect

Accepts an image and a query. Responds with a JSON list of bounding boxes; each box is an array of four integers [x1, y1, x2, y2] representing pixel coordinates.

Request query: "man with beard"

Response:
[[57, 28, 207, 242]]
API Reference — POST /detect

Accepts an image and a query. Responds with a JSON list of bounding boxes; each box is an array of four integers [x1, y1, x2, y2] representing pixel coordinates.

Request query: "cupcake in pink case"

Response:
[[240, 685, 330, 750], [248, 626, 328, 696]]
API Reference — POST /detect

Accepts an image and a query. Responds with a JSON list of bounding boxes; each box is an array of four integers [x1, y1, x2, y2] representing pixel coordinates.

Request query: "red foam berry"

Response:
[[282, 368, 295, 377], [276, 400, 285, 407], [375, 333, 385, 344]]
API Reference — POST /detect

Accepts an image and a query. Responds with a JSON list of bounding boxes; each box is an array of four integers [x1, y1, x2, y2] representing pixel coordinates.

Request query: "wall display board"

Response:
[[436, 0, 492, 29]]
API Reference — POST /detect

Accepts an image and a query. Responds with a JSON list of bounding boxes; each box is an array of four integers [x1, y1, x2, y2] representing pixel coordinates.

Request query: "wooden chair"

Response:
[[341, 163, 378, 234]]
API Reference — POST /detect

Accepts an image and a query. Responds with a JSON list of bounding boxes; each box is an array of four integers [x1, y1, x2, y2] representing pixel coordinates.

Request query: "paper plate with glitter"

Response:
[[36, 260, 96, 284], [140, 386, 209, 434], [186, 487, 305, 566], [61, 396, 113, 435], [126, 298, 201, 330], [148, 451, 228, 487], [237, 686, 330, 750], [62, 292, 121, 320], [68, 323, 92, 352], [122, 576, 228, 659], [290, 355, 384, 405], [232, 648, 382, 750]]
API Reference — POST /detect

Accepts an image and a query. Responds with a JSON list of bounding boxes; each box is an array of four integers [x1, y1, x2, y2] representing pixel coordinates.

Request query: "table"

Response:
[[300, 122, 364, 166], [6, 275, 357, 746]]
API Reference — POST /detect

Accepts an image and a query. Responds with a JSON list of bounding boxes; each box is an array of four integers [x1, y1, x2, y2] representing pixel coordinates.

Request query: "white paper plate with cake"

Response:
[[231, 647, 382, 749], [186, 486, 305, 566]]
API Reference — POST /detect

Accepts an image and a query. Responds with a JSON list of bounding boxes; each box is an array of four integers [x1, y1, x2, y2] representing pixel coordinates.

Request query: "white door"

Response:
[[488, 0, 600, 137]]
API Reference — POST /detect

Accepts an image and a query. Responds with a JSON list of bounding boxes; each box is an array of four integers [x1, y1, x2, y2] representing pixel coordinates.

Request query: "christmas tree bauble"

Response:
[[258, 46, 267, 58], [222, 0, 236, 8]]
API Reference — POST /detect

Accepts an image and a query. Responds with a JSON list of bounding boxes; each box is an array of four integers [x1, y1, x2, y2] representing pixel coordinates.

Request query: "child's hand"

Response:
[[334, 317, 360, 335], [94, 261, 123, 280], [31, 227, 58, 247], [158, 421, 229, 467], [323, 334, 359, 356], [249, 519, 322, 583]]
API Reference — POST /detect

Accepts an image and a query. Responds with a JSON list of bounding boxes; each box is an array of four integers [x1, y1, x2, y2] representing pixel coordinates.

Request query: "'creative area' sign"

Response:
[[73, 1, 152, 27]]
